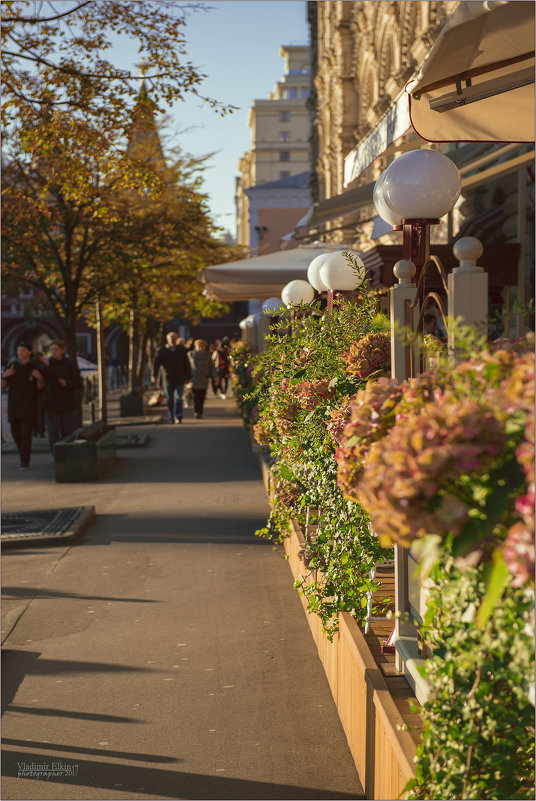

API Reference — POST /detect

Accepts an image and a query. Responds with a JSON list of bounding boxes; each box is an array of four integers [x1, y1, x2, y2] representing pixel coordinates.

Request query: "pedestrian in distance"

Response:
[[208, 341, 220, 397], [188, 339, 212, 419], [152, 332, 191, 424], [33, 351, 47, 438], [41, 339, 82, 451], [212, 337, 230, 399], [1, 341, 46, 469]]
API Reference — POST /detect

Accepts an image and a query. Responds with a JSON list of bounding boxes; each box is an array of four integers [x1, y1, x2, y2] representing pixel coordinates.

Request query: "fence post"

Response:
[[448, 237, 488, 352], [390, 259, 421, 672], [390, 259, 419, 382]]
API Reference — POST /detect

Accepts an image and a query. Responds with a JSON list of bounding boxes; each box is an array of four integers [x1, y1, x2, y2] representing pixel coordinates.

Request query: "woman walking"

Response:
[[188, 340, 212, 419]]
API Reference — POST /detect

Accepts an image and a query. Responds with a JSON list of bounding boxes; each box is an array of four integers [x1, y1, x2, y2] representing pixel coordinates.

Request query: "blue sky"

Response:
[[113, 1, 309, 238]]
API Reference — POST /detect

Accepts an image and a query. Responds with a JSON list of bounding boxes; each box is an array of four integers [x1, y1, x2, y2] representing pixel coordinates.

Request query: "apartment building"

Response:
[[236, 45, 312, 252]]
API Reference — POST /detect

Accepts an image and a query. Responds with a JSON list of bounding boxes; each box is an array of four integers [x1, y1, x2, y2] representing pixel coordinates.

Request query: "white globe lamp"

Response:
[[307, 253, 330, 292], [379, 149, 461, 221], [373, 168, 402, 227], [319, 250, 365, 291], [281, 280, 315, 307], [261, 297, 283, 314]]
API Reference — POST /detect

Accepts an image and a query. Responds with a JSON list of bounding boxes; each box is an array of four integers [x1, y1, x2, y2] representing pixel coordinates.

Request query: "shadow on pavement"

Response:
[[1, 650, 159, 714], [3, 737, 179, 764], [1, 749, 363, 800], [6, 705, 147, 724], [1, 586, 160, 603], [103, 513, 271, 545]]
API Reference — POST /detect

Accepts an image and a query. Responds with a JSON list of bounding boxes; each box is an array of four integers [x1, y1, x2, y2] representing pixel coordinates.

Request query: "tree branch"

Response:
[[2, 2, 94, 24]]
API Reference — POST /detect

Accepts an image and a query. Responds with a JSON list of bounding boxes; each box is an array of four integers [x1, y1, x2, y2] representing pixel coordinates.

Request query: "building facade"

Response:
[[236, 45, 312, 251], [308, 0, 459, 247], [302, 1, 533, 329]]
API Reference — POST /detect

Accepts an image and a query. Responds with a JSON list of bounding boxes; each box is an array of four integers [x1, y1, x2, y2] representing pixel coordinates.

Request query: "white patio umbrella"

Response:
[[199, 243, 340, 302], [76, 356, 98, 377]]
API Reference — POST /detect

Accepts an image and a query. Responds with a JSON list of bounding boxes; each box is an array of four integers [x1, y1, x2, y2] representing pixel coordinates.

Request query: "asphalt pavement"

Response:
[[1, 391, 363, 801]]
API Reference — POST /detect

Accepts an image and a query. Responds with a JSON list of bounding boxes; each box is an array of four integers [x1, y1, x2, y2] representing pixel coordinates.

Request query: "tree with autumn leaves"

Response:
[[96, 87, 244, 391], [1, 0, 241, 384]]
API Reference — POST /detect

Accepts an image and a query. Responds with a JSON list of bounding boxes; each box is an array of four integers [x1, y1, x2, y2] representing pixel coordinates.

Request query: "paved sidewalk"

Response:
[[1, 394, 363, 801]]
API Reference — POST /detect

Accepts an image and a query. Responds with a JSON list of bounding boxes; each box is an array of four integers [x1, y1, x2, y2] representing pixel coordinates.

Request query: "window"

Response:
[[279, 151, 290, 162], [279, 110, 290, 122], [279, 131, 290, 142], [301, 88, 310, 99], [284, 88, 297, 100], [280, 171, 290, 179], [75, 334, 91, 356]]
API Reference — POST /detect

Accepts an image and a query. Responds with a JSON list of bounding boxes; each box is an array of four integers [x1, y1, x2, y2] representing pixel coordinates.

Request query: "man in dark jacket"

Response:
[[1, 341, 46, 469], [42, 339, 82, 450], [152, 332, 191, 424]]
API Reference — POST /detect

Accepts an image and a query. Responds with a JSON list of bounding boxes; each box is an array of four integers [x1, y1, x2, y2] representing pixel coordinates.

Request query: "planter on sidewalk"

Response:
[[54, 422, 116, 482], [283, 517, 419, 800], [119, 392, 144, 417]]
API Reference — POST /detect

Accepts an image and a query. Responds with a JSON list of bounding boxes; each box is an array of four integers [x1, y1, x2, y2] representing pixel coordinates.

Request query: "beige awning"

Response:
[[407, 0, 535, 143], [199, 243, 337, 302]]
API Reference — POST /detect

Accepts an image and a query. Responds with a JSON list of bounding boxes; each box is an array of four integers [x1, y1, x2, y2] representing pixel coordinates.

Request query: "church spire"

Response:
[[127, 65, 166, 170]]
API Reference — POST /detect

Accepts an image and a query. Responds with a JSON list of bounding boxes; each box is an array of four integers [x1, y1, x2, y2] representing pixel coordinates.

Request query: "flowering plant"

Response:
[[236, 297, 535, 799], [294, 378, 336, 410], [340, 331, 391, 378]]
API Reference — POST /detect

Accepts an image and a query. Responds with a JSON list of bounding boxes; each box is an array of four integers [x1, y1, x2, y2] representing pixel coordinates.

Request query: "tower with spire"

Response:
[[127, 69, 166, 171]]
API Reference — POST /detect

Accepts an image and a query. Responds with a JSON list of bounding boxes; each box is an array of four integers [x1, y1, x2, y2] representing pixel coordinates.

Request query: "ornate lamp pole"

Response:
[[374, 149, 461, 312], [281, 280, 315, 334], [318, 250, 366, 312]]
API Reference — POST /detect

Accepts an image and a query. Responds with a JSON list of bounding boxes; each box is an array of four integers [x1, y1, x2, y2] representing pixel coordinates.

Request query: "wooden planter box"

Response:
[[251, 450, 421, 797], [284, 519, 420, 800]]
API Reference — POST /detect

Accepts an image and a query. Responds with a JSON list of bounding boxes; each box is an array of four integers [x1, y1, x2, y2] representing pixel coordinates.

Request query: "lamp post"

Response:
[[318, 250, 365, 313], [281, 279, 315, 307], [261, 297, 283, 314], [95, 291, 107, 423], [281, 280, 315, 335], [374, 149, 461, 310], [306, 252, 330, 300]]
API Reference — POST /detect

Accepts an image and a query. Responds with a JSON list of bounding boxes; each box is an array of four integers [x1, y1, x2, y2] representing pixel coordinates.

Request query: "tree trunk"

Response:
[[128, 299, 139, 393], [135, 329, 149, 389], [61, 318, 84, 426]]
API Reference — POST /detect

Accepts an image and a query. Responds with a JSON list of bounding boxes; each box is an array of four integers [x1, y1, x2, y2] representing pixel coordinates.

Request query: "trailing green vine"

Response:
[[405, 556, 534, 800]]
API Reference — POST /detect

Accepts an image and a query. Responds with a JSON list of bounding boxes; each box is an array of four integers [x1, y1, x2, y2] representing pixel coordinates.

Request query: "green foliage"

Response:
[[240, 292, 393, 636], [233, 302, 535, 799], [407, 558, 535, 800]]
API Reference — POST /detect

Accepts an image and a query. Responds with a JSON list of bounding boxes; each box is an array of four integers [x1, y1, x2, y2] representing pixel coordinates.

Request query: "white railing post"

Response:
[[390, 259, 419, 382], [448, 237, 488, 352], [390, 259, 421, 673]]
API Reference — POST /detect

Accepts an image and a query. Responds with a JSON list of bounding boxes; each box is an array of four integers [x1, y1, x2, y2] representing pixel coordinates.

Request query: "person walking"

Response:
[[152, 332, 191, 424], [41, 339, 82, 450], [212, 337, 230, 399], [188, 339, 212, 419], [1, 341, 46, 469], [208, 342, 220, 397]]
